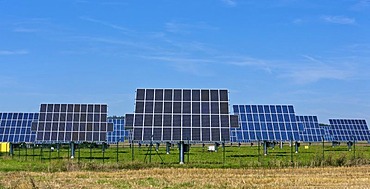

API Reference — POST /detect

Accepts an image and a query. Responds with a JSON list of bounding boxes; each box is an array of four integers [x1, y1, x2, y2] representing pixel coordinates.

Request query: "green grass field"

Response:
[[1, 142, 369, 172]]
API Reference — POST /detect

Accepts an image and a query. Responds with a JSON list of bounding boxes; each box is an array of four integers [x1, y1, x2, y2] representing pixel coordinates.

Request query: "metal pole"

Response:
[[290, 140, 293, 167], [131, 141, 134, 161], [9, 143, 13, 157], [90, 143, 93, 161], [222, 139, 225, 166], [25, 143, 28, 161], [49, 144, 51, 162], [18, 144, 21, 159], [166, 142, 171, 154], [32, 144, 35, 161], [179, 141, 184, 164], [57, 143, 60, 159], [263, 141, 268, 156], [295, 142, 299, 153], [353, 138, 356, 159], [258, 139, 260, 162], [102, 143, 105, 164], [70, 142, 75, 159], [149, 142, 152, 163], [156, 143, 160, 152], [40, 144, 43, 162], [78, 144, 80, 163], [187, 139, 190, 163], [322, 136, 325, 161], [116, 141, 119, 163]]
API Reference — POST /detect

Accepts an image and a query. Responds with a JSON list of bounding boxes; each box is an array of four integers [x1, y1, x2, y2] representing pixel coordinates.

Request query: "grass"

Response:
[[1, 143, 370, 188], [0, 142, 369, 172], [1, 167, 370, 188]]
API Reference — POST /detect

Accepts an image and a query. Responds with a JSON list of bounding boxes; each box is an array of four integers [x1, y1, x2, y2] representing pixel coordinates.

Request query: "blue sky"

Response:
[[1, 0, 370, 123]]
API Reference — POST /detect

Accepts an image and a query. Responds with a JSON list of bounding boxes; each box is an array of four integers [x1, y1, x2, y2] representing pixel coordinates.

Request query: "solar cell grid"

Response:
[[230, 105, 301, 142], [32, 104, 113, 143], [125, 89, 237, 142], [107, 117, 130, 143], [0, 113, 38, 143], [329, 119, 370, 142], [296, 116, 325, 142]]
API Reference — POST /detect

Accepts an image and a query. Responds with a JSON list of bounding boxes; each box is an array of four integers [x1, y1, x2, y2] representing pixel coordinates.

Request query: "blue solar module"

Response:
[[31, 104, 113, 143], [329, 119, 370, 142], [125, 89, 238, 143], [0, 113, 38, 143], [107, 117, 131, 143], [296, 116, 325, 142], [231, 105, 303, 142], [322, 126, 333, 141]]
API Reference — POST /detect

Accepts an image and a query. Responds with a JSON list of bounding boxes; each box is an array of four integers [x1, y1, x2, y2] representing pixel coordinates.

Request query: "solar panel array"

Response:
[[231, 105, 302, 142], [31, 104, 113, 143], [0, 113, 38, 143], [107, 117, 130, 143], [329, 119, 370, 142], [296, 116, 325, 142], [125, 89, 239, 142]]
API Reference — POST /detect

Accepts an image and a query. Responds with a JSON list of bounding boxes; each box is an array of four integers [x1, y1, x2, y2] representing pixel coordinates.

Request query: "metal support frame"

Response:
[[179, 141, 184, 164], [166, 142, 171, 154], [70, 142, 75, 159], [295, 142, 299, 153], [263, 141, 268, 156]]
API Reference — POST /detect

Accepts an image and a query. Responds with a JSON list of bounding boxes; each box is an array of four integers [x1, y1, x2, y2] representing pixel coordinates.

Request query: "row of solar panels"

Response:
[[1, 88, 370, 144], [0, 112, 129, 144], [230, 105, 370, 142], [1, 111, 367, 144]]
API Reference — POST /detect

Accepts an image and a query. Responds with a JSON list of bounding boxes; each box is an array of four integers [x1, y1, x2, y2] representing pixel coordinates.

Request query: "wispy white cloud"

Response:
[[292, 18, 304, 24], [216, 56, 273, 73], [80, 16, 134, 34], [278, 55, 355, 84], [351, 0, 370, 11], [165, 21, 218, 34], [221, 0, 237, 7], [141, 55, 215, 76], [0, 50, 29, 55], [321, 15, 356, 25]]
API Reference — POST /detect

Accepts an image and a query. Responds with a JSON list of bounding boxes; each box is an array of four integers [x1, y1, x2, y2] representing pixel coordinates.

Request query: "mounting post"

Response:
[[116, 140, 119, 163], [70, 142, 75, 159], [179, 141, 184, 164], [155, 143, 160, 152], [263, 141, 268, 156], [166, 142, 171, 154], [322, 136, 325, 161], [295, 142, 299, 153]]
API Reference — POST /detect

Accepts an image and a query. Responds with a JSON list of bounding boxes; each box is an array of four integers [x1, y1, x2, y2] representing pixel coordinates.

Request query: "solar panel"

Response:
[[231, 105, 302, 142], [328, 119, 370, 142], [322, 126, 333, 141], [0, 113, 38, 143], [296, 115, 325, 142], [31, 104, 113, 143], [125, 89, 238, 142], [107, 117, 131, 143]]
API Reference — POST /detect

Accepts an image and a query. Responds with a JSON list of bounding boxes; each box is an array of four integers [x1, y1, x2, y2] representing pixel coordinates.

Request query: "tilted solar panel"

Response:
[[107, 117, 131, 143], [329, 119, 370, 142], [231, 105, 302, 142], [296, 115, 325, 142], [0, 113, 38, 143], [31, 104, 113, 143], [125, 89, 238, 142]]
